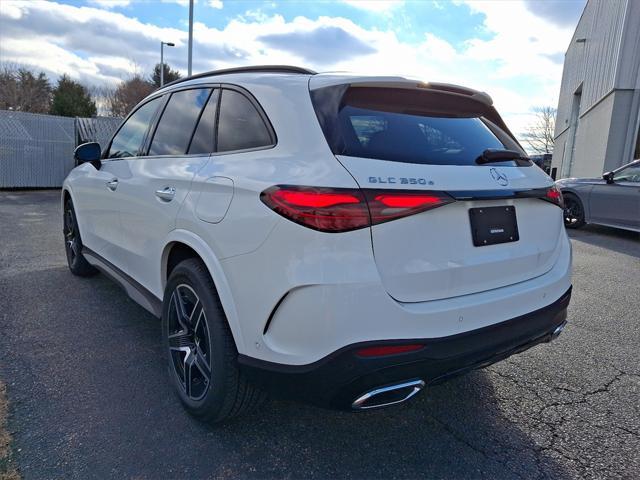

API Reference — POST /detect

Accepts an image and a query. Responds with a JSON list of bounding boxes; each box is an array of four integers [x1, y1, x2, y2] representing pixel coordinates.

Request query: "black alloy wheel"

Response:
[[563, 194, 585, 228], [63, 199, 97, 276], [167, 284, 212, 401]]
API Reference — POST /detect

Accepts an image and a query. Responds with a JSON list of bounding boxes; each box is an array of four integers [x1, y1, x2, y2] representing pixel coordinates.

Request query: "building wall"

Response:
[[552, 0, 640, 178], [555, 91, 615, 178], [554, 0, 629, 139], [604, 90, 638, 172]]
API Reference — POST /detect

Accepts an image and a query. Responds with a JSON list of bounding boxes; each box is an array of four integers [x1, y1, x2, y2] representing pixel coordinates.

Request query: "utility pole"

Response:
[[188, 0, 194, 76], [160, 41, 175, 87]]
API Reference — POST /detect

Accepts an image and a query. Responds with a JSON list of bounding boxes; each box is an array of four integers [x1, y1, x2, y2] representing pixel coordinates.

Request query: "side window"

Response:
[[149, 88, 211, 156], [613, 164, 640, 183], [188, 89, 219, 155], [108, 97, 162, 159], [217, 89, 273, 153]]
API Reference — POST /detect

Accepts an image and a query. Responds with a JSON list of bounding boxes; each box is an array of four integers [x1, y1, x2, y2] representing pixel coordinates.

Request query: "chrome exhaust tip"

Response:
[[352, 379, 425, 410], [550, 321, 567, 341]]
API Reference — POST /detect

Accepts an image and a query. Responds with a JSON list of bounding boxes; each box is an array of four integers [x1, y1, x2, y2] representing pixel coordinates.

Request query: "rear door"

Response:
[[114, 87, 216, 296], [311, 84, 564, 302]]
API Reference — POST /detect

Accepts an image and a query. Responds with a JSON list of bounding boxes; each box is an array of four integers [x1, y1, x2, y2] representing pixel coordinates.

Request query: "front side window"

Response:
[[149, 88, 212, 156], [217, 89, 272, 153], [108, 97, 162, 159], [613, 163, 640, 183]]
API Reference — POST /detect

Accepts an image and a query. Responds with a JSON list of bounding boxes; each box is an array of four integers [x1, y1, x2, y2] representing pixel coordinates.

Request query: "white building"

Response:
[[552, 0, 640, 179]]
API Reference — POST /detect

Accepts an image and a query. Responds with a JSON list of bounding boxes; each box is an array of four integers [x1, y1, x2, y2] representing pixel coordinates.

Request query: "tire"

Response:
[[63, 198, 98, 277], [162, 258, 266, 423], [562, 193, 586, 229]]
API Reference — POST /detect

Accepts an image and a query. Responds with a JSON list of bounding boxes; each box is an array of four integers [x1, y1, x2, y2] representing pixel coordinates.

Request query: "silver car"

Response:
[[556, 159, 640, 232]]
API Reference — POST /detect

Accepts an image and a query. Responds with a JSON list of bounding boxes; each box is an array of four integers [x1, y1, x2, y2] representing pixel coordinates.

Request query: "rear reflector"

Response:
[[356, 344, 425, 358], [261, 185, 454, 233]]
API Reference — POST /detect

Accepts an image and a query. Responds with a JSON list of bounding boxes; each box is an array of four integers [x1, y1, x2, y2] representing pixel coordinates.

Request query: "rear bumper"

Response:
[[239, 286, 572, 409]]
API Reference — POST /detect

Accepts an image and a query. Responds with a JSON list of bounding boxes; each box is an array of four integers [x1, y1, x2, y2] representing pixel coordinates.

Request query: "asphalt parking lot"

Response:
[[0, 190, 638, 479]]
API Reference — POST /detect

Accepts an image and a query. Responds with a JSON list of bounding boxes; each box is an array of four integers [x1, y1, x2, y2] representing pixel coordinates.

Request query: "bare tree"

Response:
[[0, 63, 52, 113], [106, 75, 155, 117], [522, 106, 557, 154]]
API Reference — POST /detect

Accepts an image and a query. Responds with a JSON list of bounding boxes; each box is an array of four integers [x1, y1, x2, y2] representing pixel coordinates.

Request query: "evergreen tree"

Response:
[[150, 63, 181, 88], [50, 74, 97, 117]]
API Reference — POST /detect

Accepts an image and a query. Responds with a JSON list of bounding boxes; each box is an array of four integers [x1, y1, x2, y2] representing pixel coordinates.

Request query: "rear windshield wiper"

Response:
[[476, 149, 529, 165]]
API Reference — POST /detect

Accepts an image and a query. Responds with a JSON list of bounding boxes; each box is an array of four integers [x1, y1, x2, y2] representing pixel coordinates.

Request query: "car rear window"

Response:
[[311, 86, 525, 166]]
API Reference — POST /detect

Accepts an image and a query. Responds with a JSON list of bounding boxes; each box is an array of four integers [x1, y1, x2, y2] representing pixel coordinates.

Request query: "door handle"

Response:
[[155, 186, 176, 202], [106, 179, 118, 191]]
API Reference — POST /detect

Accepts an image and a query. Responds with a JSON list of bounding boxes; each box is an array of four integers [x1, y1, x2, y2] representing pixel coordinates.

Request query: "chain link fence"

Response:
[[0, 110, 121, 188]]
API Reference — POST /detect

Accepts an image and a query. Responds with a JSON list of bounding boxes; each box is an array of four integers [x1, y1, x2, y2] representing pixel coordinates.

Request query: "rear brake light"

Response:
[[356, 344, 424, 357], [260, 186, 369, 232], [261, 185, 454, 232], [540, 185, 564, 209], [366, 191, 455, 224]]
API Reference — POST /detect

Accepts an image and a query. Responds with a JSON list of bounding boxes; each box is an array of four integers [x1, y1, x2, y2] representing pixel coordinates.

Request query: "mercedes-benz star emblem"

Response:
[[490, 168, 509, 186]]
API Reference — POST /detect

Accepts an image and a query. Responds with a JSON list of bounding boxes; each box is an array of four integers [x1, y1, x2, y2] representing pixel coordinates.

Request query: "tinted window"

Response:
[[149, 88, 211, 156], [108, 97, 161, 158], [614, 163, 640, 183], [188, 89, 219, 155], [311, 86, 524, 166], [217, 89, 272, 152]]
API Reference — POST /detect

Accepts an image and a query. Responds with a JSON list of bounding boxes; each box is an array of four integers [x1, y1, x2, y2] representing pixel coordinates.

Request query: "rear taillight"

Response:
[[260, 186, 369, 232], [260, 185, 454, 232], [540, 185, 564, 209], [366, 191, 455, 225]]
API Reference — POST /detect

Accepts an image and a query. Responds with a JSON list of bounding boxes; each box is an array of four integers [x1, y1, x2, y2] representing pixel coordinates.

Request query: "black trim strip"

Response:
[[447, 187, 549, 201], [82, 247, 163, 318]]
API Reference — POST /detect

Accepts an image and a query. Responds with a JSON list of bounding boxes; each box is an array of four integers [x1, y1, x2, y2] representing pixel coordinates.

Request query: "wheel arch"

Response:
[[161, 230, 246, 353]]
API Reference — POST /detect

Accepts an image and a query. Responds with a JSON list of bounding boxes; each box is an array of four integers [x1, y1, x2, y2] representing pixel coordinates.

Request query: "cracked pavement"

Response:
[[0, 190, 639, 479]]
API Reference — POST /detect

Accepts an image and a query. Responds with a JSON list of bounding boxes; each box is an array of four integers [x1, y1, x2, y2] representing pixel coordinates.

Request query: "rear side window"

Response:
[[108, 97, 162, 159], [312, 86, 525, 166], [149, 88, 211, 156], [217, 89, 272, 152], [188, 89, 219, 155]]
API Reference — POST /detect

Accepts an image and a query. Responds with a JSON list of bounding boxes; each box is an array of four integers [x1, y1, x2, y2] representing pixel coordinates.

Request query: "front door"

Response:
[[115, 87, 216, 297], [590, 162, 640, 229]]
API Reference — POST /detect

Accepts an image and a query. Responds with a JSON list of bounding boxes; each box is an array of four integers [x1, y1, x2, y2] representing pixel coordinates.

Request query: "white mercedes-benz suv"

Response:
[[63, 66, 572, 422]]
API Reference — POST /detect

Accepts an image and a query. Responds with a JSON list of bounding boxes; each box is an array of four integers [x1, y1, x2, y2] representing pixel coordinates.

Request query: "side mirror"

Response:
[[602, 171, 614, 184], [74, 142, 102, 168]]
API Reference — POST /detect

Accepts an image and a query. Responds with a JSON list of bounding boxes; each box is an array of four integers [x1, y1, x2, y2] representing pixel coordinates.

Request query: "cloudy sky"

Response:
[[0, 0, 585, 135]]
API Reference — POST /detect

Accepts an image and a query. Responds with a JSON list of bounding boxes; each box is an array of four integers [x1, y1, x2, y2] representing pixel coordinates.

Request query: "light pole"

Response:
[[188, 0, 194, 76], [160, 41, 175, 87]]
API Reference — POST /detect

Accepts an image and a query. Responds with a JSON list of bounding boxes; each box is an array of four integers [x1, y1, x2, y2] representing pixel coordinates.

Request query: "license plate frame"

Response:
[[468, 206, 519, 247]]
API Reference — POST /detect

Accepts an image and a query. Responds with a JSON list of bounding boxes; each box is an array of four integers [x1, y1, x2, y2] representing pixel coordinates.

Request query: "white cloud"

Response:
[[0, 0, 577, 140], [208, 0, 223, 9], [87, 0, 131, 8], [341, 0, 404, 13]]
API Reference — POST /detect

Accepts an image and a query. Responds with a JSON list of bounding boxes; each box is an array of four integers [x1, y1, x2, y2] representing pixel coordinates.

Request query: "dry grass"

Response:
[[0, 381, 19, 480]]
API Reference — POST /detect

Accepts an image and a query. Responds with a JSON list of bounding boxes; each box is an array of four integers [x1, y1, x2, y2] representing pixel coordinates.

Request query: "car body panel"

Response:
[[63, 70, 573, 368]]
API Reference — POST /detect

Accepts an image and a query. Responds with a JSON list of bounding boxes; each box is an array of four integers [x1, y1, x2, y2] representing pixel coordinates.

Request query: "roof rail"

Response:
[[163, 65, 317, 88]]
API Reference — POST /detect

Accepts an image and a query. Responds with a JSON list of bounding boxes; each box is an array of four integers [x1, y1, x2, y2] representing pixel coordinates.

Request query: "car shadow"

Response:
[[567, 224, 640, 258]]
